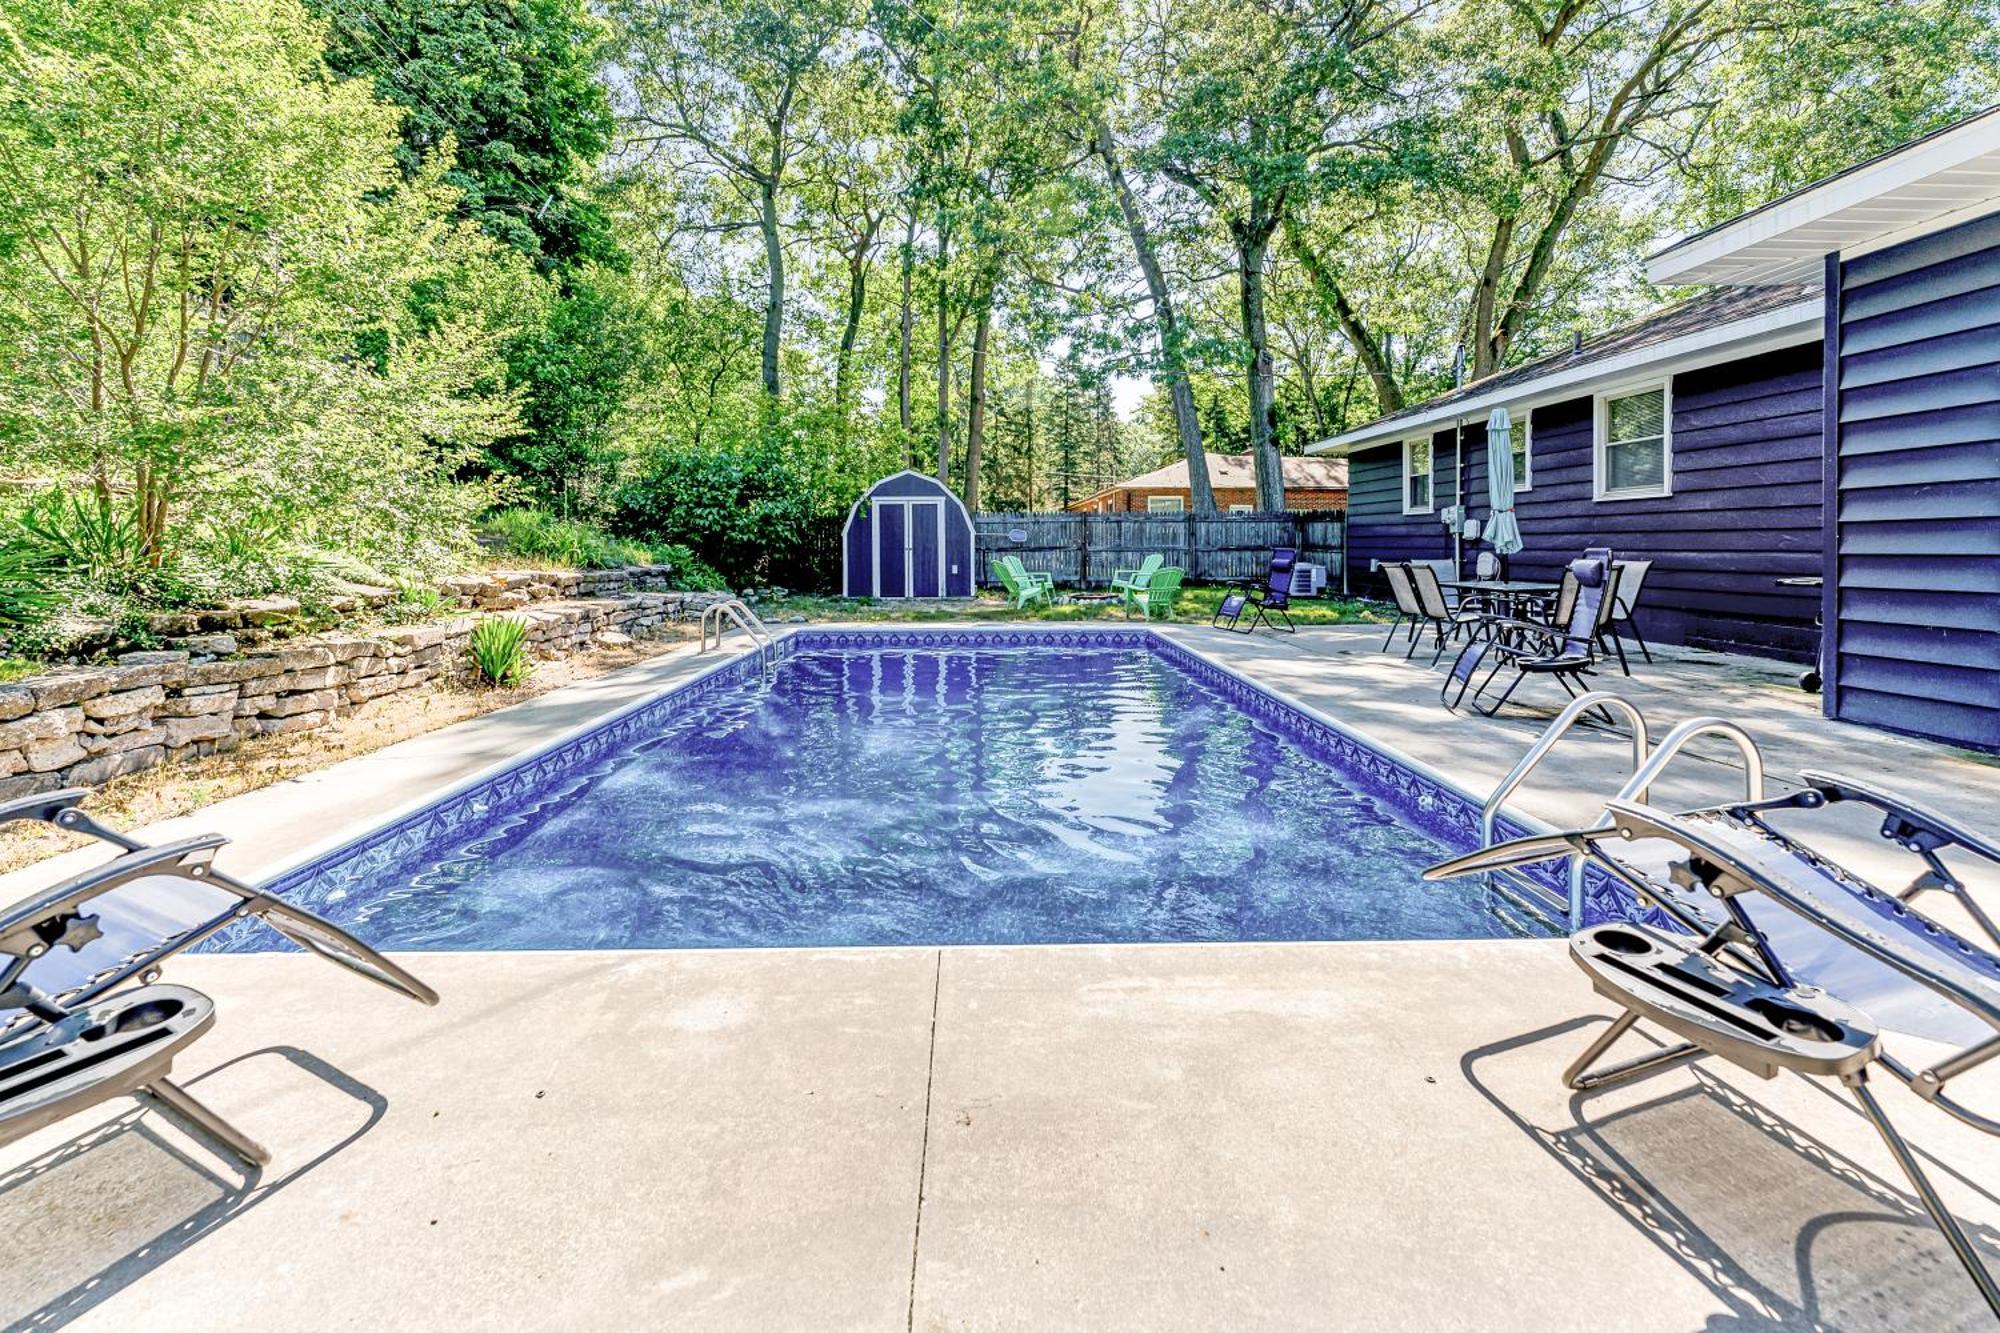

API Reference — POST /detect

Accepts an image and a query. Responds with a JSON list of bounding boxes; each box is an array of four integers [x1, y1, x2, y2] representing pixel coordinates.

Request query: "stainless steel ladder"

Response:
[[1477, 691, 1766, 926], [698, 598, 776, 669]]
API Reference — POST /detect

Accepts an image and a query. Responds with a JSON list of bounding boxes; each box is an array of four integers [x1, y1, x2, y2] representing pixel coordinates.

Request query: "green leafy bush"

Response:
[[391, 579, 450, 619], [608, 443, 823, 588], [648, 544, 728, 591], [482, 508, 659, 570], [15, 492, 152, 591], [467, 616, 532, 686]]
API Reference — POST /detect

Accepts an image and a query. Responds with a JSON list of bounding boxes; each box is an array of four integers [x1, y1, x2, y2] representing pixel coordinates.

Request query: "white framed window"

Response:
[[1594, 382, 1671, 500], [1402, 436, 1433, 514], [1513, 417, 1532, 492], [1146, 495, 1185, 513], [1228, 503, 1253, 514]]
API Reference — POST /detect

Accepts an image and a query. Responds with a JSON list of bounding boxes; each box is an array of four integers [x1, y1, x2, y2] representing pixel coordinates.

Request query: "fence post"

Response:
[[1079, 513, 1091, 586]]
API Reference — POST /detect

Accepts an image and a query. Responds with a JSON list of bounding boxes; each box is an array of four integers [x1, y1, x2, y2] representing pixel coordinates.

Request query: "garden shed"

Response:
[[842, 471, 975, 599]]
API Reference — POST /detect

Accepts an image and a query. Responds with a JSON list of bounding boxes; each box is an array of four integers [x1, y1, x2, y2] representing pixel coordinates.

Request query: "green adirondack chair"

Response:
[[993, 555, 1053, 609], [1126, 566, 1185, 620], [1109, 553, 1165, 607]]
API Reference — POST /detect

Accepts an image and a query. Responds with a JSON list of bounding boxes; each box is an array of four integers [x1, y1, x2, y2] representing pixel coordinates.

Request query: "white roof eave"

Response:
[[1647, 110, 2000, 286]]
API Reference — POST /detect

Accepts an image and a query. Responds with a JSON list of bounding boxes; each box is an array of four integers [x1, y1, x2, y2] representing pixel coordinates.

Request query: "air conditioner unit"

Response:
[[1288, 563, 1327, 598]]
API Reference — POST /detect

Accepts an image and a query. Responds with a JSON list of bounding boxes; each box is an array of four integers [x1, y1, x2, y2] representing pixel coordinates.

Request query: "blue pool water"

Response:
[[249, 643, 1550, 951]]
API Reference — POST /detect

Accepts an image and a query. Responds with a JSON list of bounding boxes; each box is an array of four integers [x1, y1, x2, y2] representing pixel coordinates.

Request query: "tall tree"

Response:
[[1142, 0, 1420, 510], [614, 0, 855, 398], [313, 0, 619, 271], [1289, 0, 2000, 410], [1090, 115, 1216, 511], [0, 0, 530, 567]]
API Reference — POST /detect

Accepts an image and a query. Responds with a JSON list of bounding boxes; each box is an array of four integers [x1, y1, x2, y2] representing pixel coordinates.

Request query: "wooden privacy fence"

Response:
[[973, 512, 1346, 588]]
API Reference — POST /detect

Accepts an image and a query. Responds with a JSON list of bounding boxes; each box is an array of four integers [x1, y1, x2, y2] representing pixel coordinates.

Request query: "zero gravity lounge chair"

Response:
[[1425, 771, 2000, 1315], [0, 789, 437, 1168], [1441, 548, 1619, 715], [1213, 548, 1299, 634]]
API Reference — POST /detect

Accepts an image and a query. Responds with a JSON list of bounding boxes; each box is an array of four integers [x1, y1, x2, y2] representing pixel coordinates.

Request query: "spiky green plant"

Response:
[[467, 615, 532, 686]]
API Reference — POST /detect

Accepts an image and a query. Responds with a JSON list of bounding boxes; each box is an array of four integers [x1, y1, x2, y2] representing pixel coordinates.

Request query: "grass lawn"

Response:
[[751, 585, 1384, 626]]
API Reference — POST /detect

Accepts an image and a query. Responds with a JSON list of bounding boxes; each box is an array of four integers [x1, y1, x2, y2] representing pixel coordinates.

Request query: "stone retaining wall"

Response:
[[0, 574, 731, 801]]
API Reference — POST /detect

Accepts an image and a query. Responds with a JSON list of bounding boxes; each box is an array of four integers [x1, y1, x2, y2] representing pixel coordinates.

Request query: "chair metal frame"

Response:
[[1217, 548, 1299, 635], [1428, 773, 2000, 1316], [1608, 558, 1654, 667], [1443, 555, 1621, 715], [0, 790, 437, 1167], [1379, 562, 1425, 655], [1404, 563, 1488, 666]]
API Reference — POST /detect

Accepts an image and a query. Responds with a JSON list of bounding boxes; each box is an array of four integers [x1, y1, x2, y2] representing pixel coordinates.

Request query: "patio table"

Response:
[[1439, 578, 1559, 618]]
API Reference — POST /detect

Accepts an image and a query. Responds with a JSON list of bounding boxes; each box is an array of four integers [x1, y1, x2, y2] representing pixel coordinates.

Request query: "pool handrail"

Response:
[[1478, 692, 1649, 925], [1476, 695, 1769, 927], [700, 599, 774, 664]]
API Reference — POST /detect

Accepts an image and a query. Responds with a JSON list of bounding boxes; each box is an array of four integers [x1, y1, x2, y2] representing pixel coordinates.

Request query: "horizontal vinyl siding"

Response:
[[1831, 211, 2000, 750], [1344, 438, 1454, 591], [1497, 342, 1826, 658]]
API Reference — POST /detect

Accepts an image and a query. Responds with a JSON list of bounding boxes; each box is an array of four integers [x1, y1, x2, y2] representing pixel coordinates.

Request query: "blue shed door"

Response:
[[873, 498, 944, 597], [875, 501, 906, 597], [908, 501, 942, 597]]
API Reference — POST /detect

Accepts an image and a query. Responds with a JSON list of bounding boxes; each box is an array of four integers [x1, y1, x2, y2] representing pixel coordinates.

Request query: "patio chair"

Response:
[[1214, 548, 1298, 634], [1608, 558, 1654, 666], [1425, 772, 2000, 1316], [1109, 554, 1165, 609], [1379, 562, 1425, 655], [1415, 558, 1461, 610], [1404, 562, 1491, 666], [0, 789, 437, 1167], [1441, 549, 1620, 714], [992, 555, 1052, 609], [1513, 567, 1574, 629], [1474, 551, 1500, 580], [1125, 566, 1185, 621]]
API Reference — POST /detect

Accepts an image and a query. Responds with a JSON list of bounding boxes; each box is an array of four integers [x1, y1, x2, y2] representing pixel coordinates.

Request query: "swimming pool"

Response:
[[230, 629, 1590, 952]]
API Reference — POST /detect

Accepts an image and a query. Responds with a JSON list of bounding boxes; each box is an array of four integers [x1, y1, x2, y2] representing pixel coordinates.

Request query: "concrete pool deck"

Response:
[[2, 623, 1997, 1330]]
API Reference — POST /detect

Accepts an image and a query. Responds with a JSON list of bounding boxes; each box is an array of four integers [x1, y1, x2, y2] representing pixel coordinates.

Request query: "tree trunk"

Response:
[[1472, 216, 1515, 378], [935, 283, 952, 488], [897, 209, 916, 465], [759, 180, 784, 398], [1285, 219, 1404, 413], [1236, 230, 1283, 512], [964, 300, 991, 512], [1095, 120, 1215, 512], [834, 217, 879, 436], [1023, 373, 1036, 509]]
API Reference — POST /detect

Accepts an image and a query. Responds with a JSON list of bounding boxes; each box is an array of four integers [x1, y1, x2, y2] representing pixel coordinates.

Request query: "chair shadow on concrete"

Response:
[[0, 1046, 387, 1332], [1463, 1016, 2000, 1333]]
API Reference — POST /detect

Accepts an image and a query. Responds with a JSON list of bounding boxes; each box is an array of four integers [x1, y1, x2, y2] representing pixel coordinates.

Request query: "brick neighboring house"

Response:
[[1066, 453, 1349, 513]]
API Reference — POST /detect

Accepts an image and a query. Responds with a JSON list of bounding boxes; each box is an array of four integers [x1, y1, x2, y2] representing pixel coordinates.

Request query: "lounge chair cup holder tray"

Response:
[[1571, 923, 1879, 1080], [1, 983, 215, 1141]]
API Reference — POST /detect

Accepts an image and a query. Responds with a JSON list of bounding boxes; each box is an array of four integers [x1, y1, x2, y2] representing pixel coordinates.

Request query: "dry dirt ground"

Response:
[[0, 629, 694, 875]]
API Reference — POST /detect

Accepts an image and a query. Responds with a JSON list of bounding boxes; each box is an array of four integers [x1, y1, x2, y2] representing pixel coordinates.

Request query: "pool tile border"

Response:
[[246, 626, 1650, 941]]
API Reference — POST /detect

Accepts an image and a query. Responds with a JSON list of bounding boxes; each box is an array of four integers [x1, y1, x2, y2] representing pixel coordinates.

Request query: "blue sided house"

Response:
[[1310, 107, 2000, 753]]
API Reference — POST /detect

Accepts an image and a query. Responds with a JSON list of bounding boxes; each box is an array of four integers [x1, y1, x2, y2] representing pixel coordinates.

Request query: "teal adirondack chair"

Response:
[[993, 555, 1053, 609], [1110, 553, 1165, 607], [1126, 566, 1186, 621]]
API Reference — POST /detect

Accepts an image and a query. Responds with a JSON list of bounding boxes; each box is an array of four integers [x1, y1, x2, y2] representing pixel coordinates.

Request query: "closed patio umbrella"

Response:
[[1485, 407, 1523, 557]]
